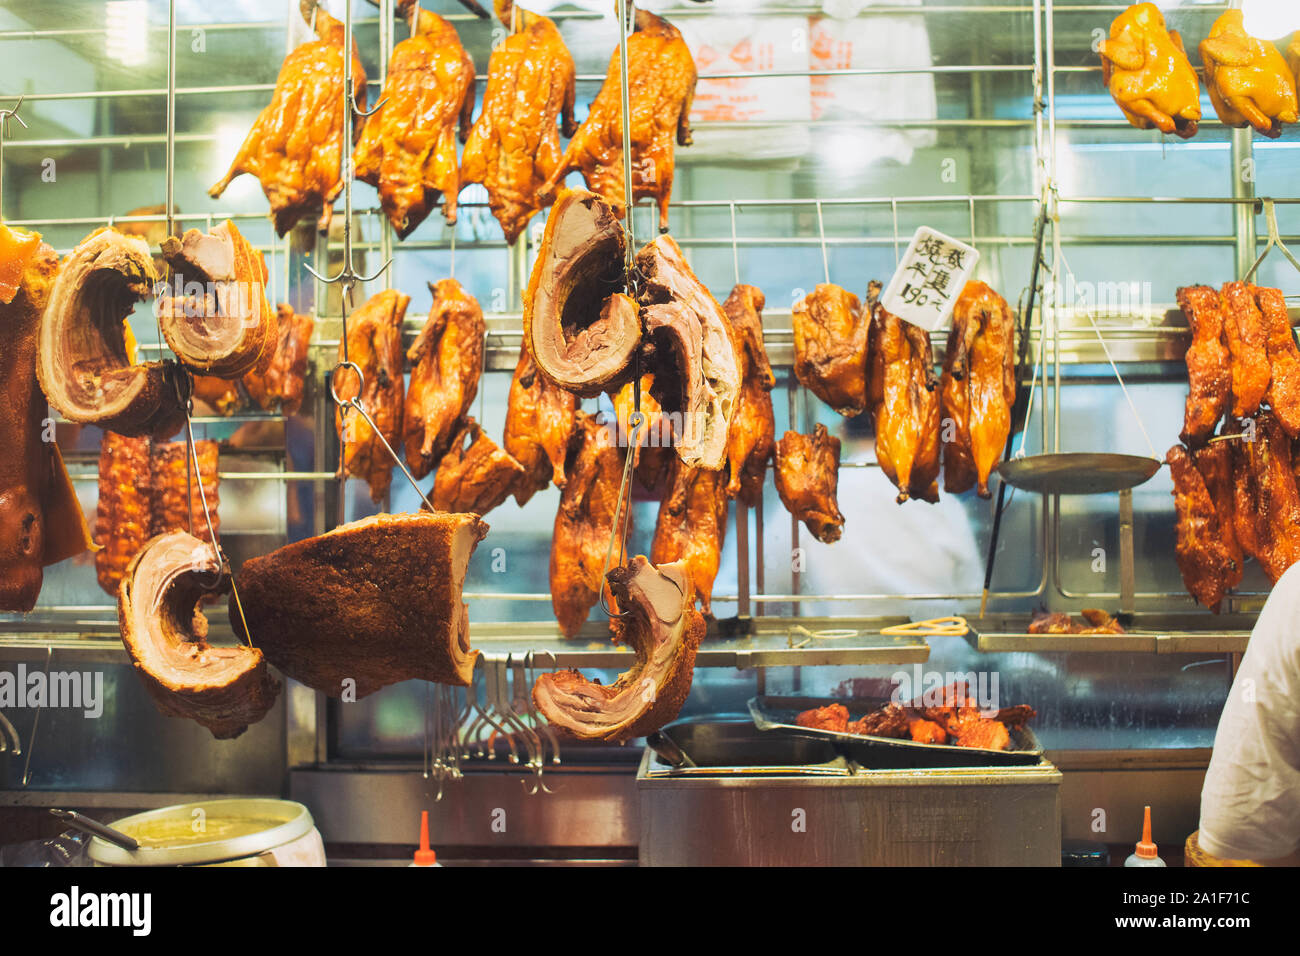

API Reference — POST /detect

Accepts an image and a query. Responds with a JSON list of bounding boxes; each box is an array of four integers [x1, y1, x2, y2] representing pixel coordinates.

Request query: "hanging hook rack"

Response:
[[1244, 197, 1300, 283], [0, 94, 29, 220]]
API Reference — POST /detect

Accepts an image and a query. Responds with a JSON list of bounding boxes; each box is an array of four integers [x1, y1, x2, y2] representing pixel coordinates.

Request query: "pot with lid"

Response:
[[87, 798, 325, 867]]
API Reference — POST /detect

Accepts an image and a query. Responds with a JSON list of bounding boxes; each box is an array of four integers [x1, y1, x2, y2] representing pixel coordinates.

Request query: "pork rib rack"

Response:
[[533, 555, 704, 742], [38, 228, 186, 440], [118, 531, 281, 740], [523, 188, 639, 397], [232, 512, 489, 697]]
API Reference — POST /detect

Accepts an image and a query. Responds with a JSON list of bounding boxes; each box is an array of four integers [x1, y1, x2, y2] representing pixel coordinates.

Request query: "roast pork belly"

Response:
[[118, 531, 281, 740], [157, 219, 276, 379], [38, 228, 186, 440], [95, 434, 154, 596], [404, 278, 484, 480], [1, 228, 94, 612], [636, 234, 740, 471], [774, 424, 845, 544], [523, 189, 639, 397], [532, 556, 704, 742], [431, 418, 525, 516], [502, 342, 577, 506], [232, 512, 489, 696], [791, 283, 869, 416]]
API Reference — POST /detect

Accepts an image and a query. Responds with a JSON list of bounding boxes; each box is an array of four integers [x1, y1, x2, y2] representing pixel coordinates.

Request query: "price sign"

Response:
[[879, 227, 980, 332]]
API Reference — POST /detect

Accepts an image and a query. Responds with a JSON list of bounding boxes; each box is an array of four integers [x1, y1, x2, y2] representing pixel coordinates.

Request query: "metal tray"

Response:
[[748, 696, 1044, 768]]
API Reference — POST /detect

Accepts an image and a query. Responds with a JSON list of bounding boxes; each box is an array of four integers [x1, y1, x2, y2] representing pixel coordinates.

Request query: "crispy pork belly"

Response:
[[533, 556, 704, 742], [38, 228, 186, 440], [523, 189, 639, 397], [232, 512, 488, 696], [636, 234, 740, 471], [118, 531, 280, 739], [95, 434, 154, 596], [157, 220, 276, 379]]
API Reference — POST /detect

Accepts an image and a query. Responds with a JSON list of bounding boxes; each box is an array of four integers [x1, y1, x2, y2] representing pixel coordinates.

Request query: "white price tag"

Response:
[[879, 227, 980, 332]]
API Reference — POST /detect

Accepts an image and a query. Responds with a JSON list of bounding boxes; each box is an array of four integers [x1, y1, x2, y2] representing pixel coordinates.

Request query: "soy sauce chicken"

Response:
[[460, 1, 577, 244], [1201, 10, 1298, 138], [209, 0, 366, 235], [538, 7, 696, 233], [354, 1, 476, 238], [1099, 3, 1200, 138]]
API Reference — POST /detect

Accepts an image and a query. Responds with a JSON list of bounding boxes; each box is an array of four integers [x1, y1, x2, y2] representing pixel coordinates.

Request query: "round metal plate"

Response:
[[997, 453, 1162, 495]]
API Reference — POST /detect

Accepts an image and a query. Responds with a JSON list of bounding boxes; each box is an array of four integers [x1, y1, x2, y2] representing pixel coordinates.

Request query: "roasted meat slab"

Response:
[[460, 5, 576, 244], [551, 414, 631, 637], [1256, 285, 1300, 438], [354, 3, 476, 238], [119, 531, 281, 740], [1229, 412, 1300, 583], [431, 418, 525, 517], [651, 460, 729, 617], [243, 303, 315, 415], [1191, 440, 1244, 591], [523, 189, 638, 397], [1167, 443, 1238, 612], [233, 512, 489, 696], [404, 278, 484, 479], [0, 228, 93, 611], [773, 424, 844, 544], [636, 234, 741, 472], [157, 219, 276, 379], [538, 8, 696, 233], [335, 289, 408, 503], [1177, 285, 1232, 445], [791, 284, 868, 416], [502, 343, 576, 506], [533, 556, 704, 741], [1099, 3, 1200, 138], [38, 228, 186, 440], [209, 0, 367, 235], [722, 284, 776, 505], [1201, 10, 1298, 138], [1221, 281, 1270, 418]]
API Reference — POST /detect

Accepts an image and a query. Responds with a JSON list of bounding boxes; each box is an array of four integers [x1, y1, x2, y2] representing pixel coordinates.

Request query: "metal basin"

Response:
[[644, 718, 849, 776]]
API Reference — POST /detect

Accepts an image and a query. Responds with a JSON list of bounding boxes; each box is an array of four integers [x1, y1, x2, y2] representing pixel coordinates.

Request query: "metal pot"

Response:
[[87, 798, 325, 867]]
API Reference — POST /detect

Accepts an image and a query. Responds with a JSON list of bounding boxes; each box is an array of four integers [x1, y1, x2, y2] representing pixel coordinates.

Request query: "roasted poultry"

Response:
[[551, 414, 632, 637], [1221, 281, 1270, 418], [1201, 10, 1298, 138], [502, 343, 577, 506], [773, 425, 845, 544], [1177, 285, 1232, 445], [1229, 411, 1300, 583], [354, 1, 476, 238], [460, 1, 577, 244], [939, 285, 982, 494], [791, 284, 869, 417], [209, 0, 367, 236], [1099, 3, 1201, 138], [335, 289, 408, 503], [537, 8, 697, 233], [613, 374, 675, 495], [431, 418, 525, 517], [1191, 440, 1244, 592], [1256, 285, 1300, 437], [1168, 443, 1239, 612], [234, 512, 490, 696], [872, 303, 941, 503], [533, 556, 704, 742], [192, 376, 240, 416], [243, 304, 315, 415], [1027, 608, 1127, 634], [796, 703, 849, 733], [404, 278, 484, 480], [1, 228, 93, 611], [722, 284, 776, 505], [651, 459, 729, 617]]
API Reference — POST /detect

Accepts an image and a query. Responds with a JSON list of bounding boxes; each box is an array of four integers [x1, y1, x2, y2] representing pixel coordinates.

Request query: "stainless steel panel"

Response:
[[290, 768, 637, 849]]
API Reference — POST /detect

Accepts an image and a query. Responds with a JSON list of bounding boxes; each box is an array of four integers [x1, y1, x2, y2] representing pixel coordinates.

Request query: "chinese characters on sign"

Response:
[[879, 227, 981, 332]]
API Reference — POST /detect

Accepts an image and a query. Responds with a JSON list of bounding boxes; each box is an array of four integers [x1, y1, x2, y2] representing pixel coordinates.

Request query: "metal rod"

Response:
[[165, 0, 176, 239]]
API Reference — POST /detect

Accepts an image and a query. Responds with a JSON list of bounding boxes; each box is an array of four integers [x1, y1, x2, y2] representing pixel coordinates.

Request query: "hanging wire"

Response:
[[0, 95, 29, 219]]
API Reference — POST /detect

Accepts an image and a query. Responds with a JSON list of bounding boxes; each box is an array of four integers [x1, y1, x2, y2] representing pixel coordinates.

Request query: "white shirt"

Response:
[[1198, 562, 1300, 862]]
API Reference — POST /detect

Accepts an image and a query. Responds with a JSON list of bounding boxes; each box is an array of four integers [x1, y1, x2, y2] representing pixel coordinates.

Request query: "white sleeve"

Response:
[[1198, 564, 1300, 862]]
